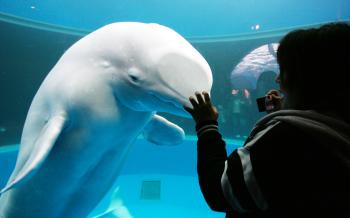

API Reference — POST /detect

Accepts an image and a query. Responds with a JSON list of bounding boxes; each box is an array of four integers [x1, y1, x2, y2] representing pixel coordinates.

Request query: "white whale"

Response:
[[0, 22, 212, 218]]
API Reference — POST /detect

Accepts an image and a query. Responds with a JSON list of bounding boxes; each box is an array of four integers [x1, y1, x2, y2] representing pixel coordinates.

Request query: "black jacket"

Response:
[[196, 110, 350, 218]]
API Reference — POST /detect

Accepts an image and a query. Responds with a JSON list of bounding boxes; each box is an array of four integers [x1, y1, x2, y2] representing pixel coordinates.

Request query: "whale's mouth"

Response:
[[151, 93, 184, 109], [149, 92, 189, 117]]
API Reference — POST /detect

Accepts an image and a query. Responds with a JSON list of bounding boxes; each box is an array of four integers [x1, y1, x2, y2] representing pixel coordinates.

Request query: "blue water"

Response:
[[1, 0, 349, 37], [1, 1, 349, 217], [0, 138, 242, 217]]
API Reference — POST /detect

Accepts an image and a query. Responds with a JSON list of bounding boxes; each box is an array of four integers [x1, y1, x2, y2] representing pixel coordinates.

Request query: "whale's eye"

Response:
[[129, 74, 139, 82], [128, 68, 141, 84]]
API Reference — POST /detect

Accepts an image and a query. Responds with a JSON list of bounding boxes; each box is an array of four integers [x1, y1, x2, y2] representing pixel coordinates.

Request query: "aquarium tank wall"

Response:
[[0, 0, 349, 217]]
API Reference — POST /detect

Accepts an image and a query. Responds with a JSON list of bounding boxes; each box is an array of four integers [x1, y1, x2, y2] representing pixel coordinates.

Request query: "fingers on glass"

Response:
[[189, 96, 199, 107], [195, 92, 205, 104], [189, 91, 210, 107], [184, 105, 194, 114], [202, 91, 211, 104]]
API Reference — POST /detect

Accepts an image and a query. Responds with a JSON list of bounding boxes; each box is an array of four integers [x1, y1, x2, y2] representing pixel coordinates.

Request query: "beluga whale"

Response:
[[0, 22, 212, 218]]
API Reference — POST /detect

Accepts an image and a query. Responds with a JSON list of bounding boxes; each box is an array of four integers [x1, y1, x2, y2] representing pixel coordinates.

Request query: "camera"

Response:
[[256, 96, 279, 112], [256, 96, 267, 112]]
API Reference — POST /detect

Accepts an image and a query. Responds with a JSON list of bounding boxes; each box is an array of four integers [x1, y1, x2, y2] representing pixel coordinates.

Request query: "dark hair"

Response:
[[277, 22, 350, 121]]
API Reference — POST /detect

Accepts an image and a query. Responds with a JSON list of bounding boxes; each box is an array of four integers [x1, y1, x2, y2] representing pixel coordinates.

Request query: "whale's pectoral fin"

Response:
[[142, 114, 185, 146], [0, 114, 67, 195]]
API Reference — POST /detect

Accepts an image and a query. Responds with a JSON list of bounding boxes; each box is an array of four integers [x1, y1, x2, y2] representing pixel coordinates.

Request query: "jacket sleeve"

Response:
[[196, 120, 263, 214], [196, 120, 229, 212]]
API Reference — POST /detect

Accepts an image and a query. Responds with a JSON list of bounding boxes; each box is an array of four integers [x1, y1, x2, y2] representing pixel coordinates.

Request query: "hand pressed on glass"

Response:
[[184, 91, 218, 125]]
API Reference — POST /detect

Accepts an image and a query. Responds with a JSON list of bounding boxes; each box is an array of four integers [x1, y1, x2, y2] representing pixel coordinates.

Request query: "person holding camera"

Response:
[[185, 22, 350, 218]]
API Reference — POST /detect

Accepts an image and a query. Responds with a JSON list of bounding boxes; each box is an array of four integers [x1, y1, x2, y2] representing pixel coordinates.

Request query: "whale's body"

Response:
[[0, 22, 212, 218]]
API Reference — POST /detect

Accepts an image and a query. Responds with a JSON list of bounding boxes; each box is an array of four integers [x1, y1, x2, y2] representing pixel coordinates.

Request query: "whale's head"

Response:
[[105, 23, 213, 118]]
